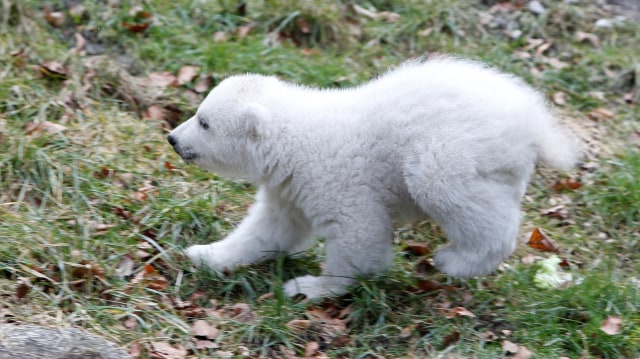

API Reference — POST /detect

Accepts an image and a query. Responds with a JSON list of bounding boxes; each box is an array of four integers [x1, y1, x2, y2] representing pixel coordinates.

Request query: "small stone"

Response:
[[527, 1, 546, 15]]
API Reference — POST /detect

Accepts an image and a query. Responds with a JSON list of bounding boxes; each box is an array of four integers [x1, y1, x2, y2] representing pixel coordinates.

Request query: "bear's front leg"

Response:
[[283, 206, 393, 299], [186, 188, 311, 272]]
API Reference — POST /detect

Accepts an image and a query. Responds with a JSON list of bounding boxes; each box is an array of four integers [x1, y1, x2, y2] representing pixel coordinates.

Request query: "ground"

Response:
[[0, 1, 639, 358]]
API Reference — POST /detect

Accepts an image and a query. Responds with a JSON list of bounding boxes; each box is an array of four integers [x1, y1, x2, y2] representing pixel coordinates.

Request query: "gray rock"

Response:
[[0, 324, 131, 359]]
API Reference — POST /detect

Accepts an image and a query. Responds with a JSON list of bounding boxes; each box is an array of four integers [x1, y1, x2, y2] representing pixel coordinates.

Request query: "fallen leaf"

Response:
[[192, 319, 220, 339], [575, 31, 600, 47], [194, 76, 212, 93], [404, 242, 431, 256], [351, 4, 378, 19], [514, 345, 533, 359], [600, 315, 622, 335], [23, 121, 68, 135], [415, 258, 437, 274], [541, 204, 569, 220], [71, 33, 87, 54], [44, 7, 65, 27], [72, 260, 106, 279], [552, 91, 567, 106], [194, 339, 219, 350], [445, 306, 476, 319], [147, 71, 177, 88], [129, 341, 142, 359], [502, 340, 519, 354], [227, 303, 256, 323], [123, 316, 138, 330], [534, 41, 553, 57], [417, 279, 442, 292], [16, 278, 31, 299], [176, 65, 200, 86], [236, 25, 253, 39], [589, 108, 615, 121], [528, 228, 560, 253], [304, 341, 320, 357], [553, 178, 582, 191], [148, 341, 188, 359], [442, 330, 460, 347], [521, 253, 539, 265], [38, 61, 70, 79], [114, 254, 135, 279], [481, 330, 498, 342], [285, 319, 312, 334], [213, 31, 228, 43], [379, 11, 400, 22], [131, 264, 169, 291]]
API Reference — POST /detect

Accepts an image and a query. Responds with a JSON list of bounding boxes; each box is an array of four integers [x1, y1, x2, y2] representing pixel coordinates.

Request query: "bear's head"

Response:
[[167, 75, 277, 180]]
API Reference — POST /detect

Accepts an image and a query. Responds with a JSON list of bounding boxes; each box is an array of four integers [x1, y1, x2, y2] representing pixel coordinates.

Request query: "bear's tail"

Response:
[[532, 109, 582, 170]]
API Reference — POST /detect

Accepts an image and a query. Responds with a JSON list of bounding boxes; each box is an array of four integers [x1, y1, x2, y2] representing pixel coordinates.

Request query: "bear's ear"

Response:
[[243, 102, 272, 139]]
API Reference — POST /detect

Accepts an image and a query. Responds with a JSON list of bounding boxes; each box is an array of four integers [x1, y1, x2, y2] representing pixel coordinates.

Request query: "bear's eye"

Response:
[[199, 117, 209, 130]]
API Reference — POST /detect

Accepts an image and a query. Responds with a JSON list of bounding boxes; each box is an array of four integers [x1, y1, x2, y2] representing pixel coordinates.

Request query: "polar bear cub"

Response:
[[167, 58, 579, 299]]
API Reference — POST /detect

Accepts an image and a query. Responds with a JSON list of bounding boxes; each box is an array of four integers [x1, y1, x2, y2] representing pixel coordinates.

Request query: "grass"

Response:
[[1, 0, 639, 358]]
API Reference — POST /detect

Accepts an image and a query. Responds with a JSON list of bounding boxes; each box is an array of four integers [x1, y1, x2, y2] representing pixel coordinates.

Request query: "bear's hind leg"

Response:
[[412, 177, 525, 278]]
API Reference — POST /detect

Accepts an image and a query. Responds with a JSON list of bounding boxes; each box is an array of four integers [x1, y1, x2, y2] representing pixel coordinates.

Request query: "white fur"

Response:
[[168, 58, 579, 299]]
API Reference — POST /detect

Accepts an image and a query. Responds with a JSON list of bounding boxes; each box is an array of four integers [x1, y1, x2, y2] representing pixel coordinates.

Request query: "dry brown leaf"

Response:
[[237, 25, 253, 39], [147, 71, 177, 88], [72, 260, 106, 279], [379, 11, 400, 22], [38, 61, 71, 79], [16, 278, 31, 300], [442, 330, 460, 347], [404, 242, 431, 256], [44, 7, 65, 27], [589, 108, 616, 121], [213, 31, 228, 43], [417, 279, 442, 292], [131, 264, 169, 291], [295, 17, 310, 33], [575, 31, 600, 47], [192, 319, 220, 340], [351, 4, 378, 19], [445, 306, 476, 319], [534, 41, 553, 57], [23, 121, 67, 135], [176, 65, 200, 86], [600, 315, 622, 335], [123, 316, 138, 330], [553, 178, 582, 191], [149, 341, 188, 359], [228, 303, 256, 323], [547, 57, 569, 69], [182, 89, 201, 107], [552, 91, 567, 106], [481, 330, 498, 342], [129, 341, 142, 359], [285, 319, 311, 334], [514, 345, 533, 359], [502, 340, 519, 354], [114, 254, 135, 279], [304, 341, 320, 357], [528, 228, 560, 253], [194, 76, 212, 93], [71, 33, 87, 54], [520, 253, 539, 265], [194, 339, 219, 350], [541, 204, 569, 220]]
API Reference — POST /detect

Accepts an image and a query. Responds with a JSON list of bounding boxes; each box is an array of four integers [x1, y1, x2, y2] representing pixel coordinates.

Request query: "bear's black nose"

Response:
[[167, 134, 177, 146]]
